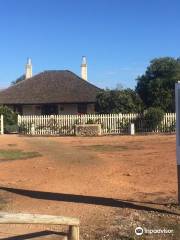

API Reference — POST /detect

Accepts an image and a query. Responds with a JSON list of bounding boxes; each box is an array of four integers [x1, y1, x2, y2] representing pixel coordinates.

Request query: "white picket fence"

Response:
[[17, 113, 176, 136], [0, 115, 4, 135]]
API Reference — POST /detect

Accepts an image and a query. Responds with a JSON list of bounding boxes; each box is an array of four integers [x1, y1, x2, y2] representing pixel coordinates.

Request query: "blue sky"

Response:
[[0, 0, 179, 89]]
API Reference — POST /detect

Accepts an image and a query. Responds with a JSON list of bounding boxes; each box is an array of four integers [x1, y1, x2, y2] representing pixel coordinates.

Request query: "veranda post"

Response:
[[175, 82, 180, 204]]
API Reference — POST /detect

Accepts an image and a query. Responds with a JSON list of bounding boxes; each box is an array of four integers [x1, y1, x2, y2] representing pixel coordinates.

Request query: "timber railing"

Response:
[[17, 113, 176, 136], [0, 212, 80, 240]]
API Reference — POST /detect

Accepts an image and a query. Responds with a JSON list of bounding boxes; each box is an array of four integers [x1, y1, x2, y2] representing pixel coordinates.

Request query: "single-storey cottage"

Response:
[[0, 57, 101, 115]]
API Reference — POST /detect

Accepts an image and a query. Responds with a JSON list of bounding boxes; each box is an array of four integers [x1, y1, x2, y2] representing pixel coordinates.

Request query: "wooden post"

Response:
[[129, 123, 135, 135], [1, 115, 4, 135], [0, 212, 80, 239], [31, 123, 35, 135], [68, 225, 79, 240], [175, 82, 180, 204], [177, 165, 180, 204]]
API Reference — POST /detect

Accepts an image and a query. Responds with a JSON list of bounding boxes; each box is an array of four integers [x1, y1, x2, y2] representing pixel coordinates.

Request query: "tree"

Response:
[[11, 74, 25, 85], [136, 57, 180, 112], [144, 107, 165, 131], [95, 88, 143, 114], [0, 106, 17, 133]]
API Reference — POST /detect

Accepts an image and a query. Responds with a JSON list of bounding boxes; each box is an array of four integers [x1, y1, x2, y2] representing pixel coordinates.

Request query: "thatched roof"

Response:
[[0, 70, 101, 105]]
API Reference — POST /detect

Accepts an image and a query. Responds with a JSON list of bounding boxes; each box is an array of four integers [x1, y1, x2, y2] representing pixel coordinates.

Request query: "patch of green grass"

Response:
[[79, 144, 142, 152], [0, 149, 41, 161], [77, 144, 127, 152]]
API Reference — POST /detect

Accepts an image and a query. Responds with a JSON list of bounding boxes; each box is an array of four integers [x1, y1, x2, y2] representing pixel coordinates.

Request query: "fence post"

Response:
[[129, 123, 135, 135], [31, 123, 35, 135], [1, 115, 4, 135], [175, 83, 180, 204], [68, 225, 79, 240]]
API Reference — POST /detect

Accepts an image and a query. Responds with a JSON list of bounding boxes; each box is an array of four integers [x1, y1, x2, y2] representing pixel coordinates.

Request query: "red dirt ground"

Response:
[[0, 134, 179, 239]]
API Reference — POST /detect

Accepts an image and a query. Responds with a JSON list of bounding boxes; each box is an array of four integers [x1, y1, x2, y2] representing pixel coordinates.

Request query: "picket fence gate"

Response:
[[17, 113, 176, 136]]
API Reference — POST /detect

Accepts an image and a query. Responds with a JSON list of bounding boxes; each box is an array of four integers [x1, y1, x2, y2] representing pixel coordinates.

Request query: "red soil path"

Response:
[[0, 134, 178, 239]]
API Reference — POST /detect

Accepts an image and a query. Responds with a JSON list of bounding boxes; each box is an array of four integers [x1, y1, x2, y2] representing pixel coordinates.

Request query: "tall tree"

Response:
[[136, 57, 180, 112]]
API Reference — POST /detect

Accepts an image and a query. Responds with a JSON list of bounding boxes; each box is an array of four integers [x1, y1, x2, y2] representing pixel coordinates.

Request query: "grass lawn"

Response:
[[0, 149, 41, 161]]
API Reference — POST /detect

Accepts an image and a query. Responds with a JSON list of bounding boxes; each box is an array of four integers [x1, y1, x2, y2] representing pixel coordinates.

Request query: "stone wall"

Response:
[[75, 124, 101, 136]]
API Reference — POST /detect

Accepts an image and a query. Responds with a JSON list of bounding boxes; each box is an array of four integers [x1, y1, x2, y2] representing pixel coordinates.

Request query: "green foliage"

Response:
[[5, 125, 18, 133], [18, 122, 28, 134], [168, 120, 176, 132], [86, 118, 105, 129], [95, 89, 143, 114], [136, 57, 180, 112], [116, 118, 130, 133], [86, 119, 95, 124], [0, 106, 17, 133], [144, 107, 165, 131], [162, 120, 176, 133]]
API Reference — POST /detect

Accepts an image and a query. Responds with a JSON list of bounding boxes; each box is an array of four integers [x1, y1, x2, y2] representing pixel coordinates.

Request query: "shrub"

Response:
[[18, 122, 28, 134], [86, 119, 95, 124], [95, 89, 143, 114], [116, 118, 130, 133], [144, 107, 165, 131], [168, 121, 176, 132], [86, 118, 105, 129], [0, 106, 18, 133], [132, 115, 142, 133]]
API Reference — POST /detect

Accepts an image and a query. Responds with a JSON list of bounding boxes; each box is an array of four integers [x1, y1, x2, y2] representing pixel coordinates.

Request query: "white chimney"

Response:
[[81, 56, 87, 80], [25, 58, 32, 79]]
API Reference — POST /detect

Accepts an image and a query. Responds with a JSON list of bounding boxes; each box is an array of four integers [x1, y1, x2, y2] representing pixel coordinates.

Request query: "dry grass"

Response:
[[77, 144, 142, 152], [0, 149, 41, 161]]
